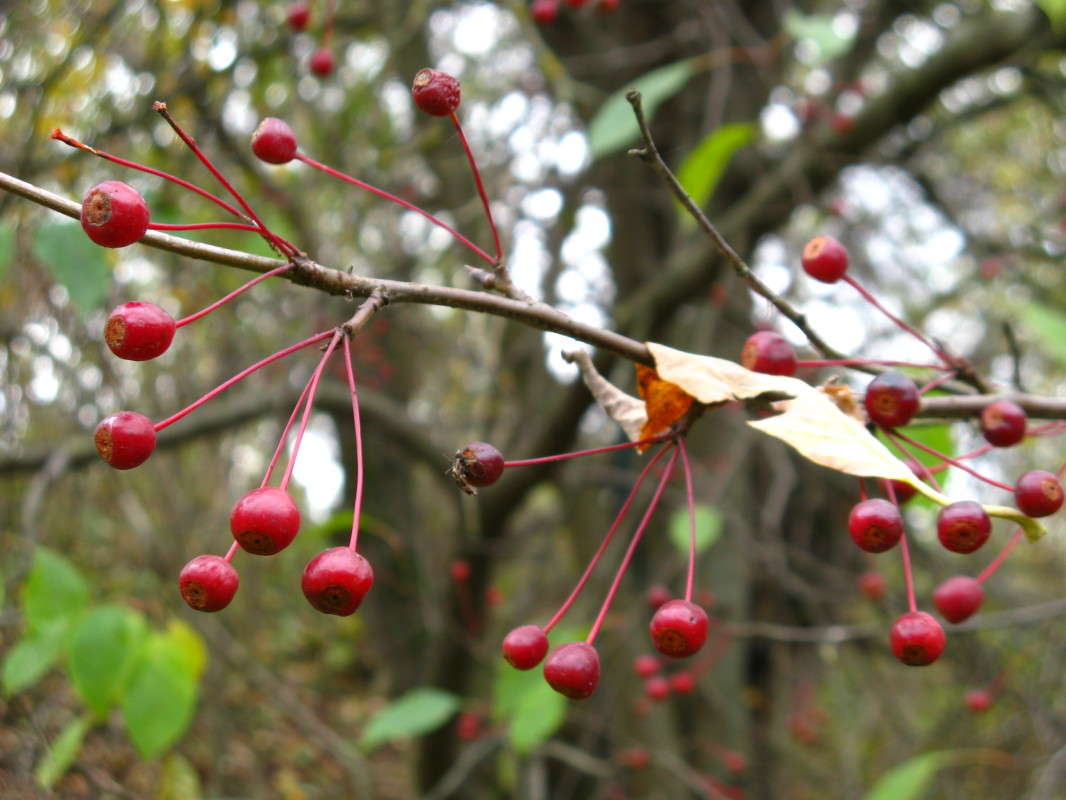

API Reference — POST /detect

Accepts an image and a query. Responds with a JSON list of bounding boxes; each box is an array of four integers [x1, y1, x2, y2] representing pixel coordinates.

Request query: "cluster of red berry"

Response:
[[531, 0, 619, 25], [285, 1, 338, 76]]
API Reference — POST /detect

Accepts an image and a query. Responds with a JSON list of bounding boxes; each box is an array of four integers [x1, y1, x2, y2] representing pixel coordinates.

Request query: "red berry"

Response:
[[598, 0, 619, 11], [310, 48, 335, 76], [965, 689, 992, 713], [617, 747, 649, 769], [740, 331, 797, 376], [230, 487, 300, 555], [633, 654, 660, 678], [1015, 469, 1064, 518], [980, 399, 1026, 447], [179, 555, 239, 612], [669, 671, 696, 694], [932, 576, 984, 623], [449, 559, 471, 582], [884, 477, 917, 504], [501, 625, 549, 670], [936, 501, 991, 554], [889, 611, 946, 666], [531, 0, 558, 22], [857, 571, 886, 600], [456, 711, 482, 741], [104, 301, 175, 361], [286, 2, 310, 31], [80, 180, 150, 248], [863, 371, 920, 428], [454, 442, 505, 488], [565, 0, 588, 6], [646, 584, 672, 610], [829, 113, 854, 135], [411, 68, 461, 116], [301, 547, 375, 615], [847, 498, 904, 553], [649, 599, 708, 658], [719, 750, 747, 774], [94, 411, 156, 470], [644, 675, 671, 702], [251, 117, 298, 164], [543, 641, 600, 699], [801, 235, 848, 283]]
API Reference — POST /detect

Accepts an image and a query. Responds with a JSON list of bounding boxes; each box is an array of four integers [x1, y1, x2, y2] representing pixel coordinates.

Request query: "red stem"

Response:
[[678, 438, 697, 603], [222, 541, 239, 563], [176, 264, 293, 328], [260, 378, 315, 489], [449, 112, 502, 263], [918, 370, 958, 395], [153, 330, 332, 431], [342, 336, 367, 551], [887, 428, 1014, 492], [279, 330, 344, 490], [503, 434, 672, 468], [885, 481, 917, 613], [148, 221, 262, 233], [797, 359, 948, 371], [842, 274, 948, 365], [976, 528, 1024, 583]]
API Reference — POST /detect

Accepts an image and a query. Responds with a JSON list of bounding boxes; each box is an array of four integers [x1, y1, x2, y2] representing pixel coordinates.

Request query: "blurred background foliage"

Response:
[[2, 1, 1066, 798]]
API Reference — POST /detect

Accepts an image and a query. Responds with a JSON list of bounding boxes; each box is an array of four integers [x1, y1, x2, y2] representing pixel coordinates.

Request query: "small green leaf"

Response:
[[783, 11, 854, 63], [360, 688, 460, 753], [32, 222, 111, 315], [506, 672, 567, 754], [160, 619, 207, 681], [22, 547, 90, 631], [68, 605, 147, 717], [864, 751, 964, 800], [158, 753, 203, 800], [588, 59, 698, 160], [894, 424, 953, 471], [35, 714, 93, 789], [1038, 0, 1066, 32], [2, 624, 67, 695], [1019, 302, 1066, 367], [0, 224, 14, 280], [676, 123, 756, 216], [121, 633, 199, 759], [669, 504, 721, 556]]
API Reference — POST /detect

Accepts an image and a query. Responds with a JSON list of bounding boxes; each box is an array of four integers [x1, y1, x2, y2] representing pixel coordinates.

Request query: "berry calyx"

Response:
[[740, 331, 797, 376], [543, 641, 600, 699], [863, 371, 920, 428], [230, 487, 300, 555], [301, 547, 375, 615], [649, 599, 708, 658], [936, 501, 991, 554], [310, 48, 335, 76], [669, 671, 696, 694], [633, 654, 660, 678], [847, 498, 904, 553], [501, 624, 549, 670], [932, 576, 984, 624], [411, 68, 461, 116], [251, 117, 298, 165], [286, 2, 310, 31], [94, 411, 156, 469], [104, 301, 176, 361], [965, 689, 992, 713], [450, 442, 504, 490], [179, 555, 239, 612], [531, 0, 559, 22], [889, 611, 946, 666], [1014, 470, 1064, 518], [644, 675, 671, 702], [979, 399, 1027, 447], [857, 571, 886, 600], [80, 180, 150, 248], [801, 235, 849, 283]]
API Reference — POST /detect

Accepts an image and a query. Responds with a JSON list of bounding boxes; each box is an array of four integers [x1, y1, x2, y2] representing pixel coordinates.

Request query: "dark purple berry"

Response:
[[450, 442, 504, 491], [936, 501, 991, 554], [543, 641, 600, 699], [501, 625, 549, 670], [649, 599, 708, 658], [230, 487, 300, 555], [301, 547, 375, 615], [94, 411, 156, 469], [740, 331, 797, 376], [932, 576, 984, 624], [847, 498, 903, 553], [411, 68, 461, 116], [104, 301, 176, 361], [1015, 470, 1064, 518], [864, 371, 920, 428], [179, 555, 239, 612], [980, 399, 1026, 447], [801, 235, 849, 283], [251, 117, 298, 164], [889, 611, 945, 666], [80, 181, 150, 248]]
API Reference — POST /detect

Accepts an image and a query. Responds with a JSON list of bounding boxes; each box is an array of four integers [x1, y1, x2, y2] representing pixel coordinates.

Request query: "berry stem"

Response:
[[541, 443, 673, 635], [323, 0, 336, 46], [153, 330, 332, 432], [586, 447, 679, 645], [260, 378, 315, 488], [175, 264, 294, 328], [293, 153, 496, 266], [448, 112, 503, 264], [841, 274, 948, 365], [887, 429, 1014, 492], [342, 335, 366, 551], [222, 541, 239, 563], [796, 359, 949, 371], [918, 370, 958, 395], [148, 222, 263, 233], [279, 330, 344, 490], [503, 434, 672, 468], [678, 437, 697, 603], [899, 533, 918, 614], [857, 478, 867, 501], [976, 528, 1024, 583]]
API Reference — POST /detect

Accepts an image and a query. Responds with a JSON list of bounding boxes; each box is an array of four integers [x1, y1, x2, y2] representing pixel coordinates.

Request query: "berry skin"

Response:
[[501, 625, 549, 670], [531, 0, 558, 22], [286, 2, 310, 31], [649, 599, 708, 658], [932, 576, 984, 623], [847, 498, 904, 553], [889, 611, 946, 666], [965, 689, 992, 713], [669, 671, 696, 695], [936, 501, 991, 554], [1015, 470, 1064, 518], [251, 117, 298, 164], [94, 411, 156, 470], [179, 555, 239, 612], [857, 571, 886, 601], [301, 547, 375, 615], [452, 442, 505, 488], [980, 399, 1027, 447], [310, 48, 335, 76], [104, 301, 176, 361], [633, 654, 660, 679], [230, 487, 300, 555], [863, 371, 920, 428], [80, 180, 150, 248], [543, 641, 600, 699], [801, 235, 849, 283], [644, 675, 671, 702], [411, 68, 461, 116], [740, 331, 797, 376]]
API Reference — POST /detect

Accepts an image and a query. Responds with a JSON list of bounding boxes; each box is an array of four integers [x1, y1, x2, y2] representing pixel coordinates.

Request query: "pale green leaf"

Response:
[[22, 547, 90, 631], [35, 714, 93, 789], [676, 123, 756, 216], [32, 222, 111, 315], [158, 753, 203, 800], [360, 688, 460, 752], [68, 605, 147, 717], [864, 751, 970, 800], [506, 672, 567, 754], [668, 504, 721, 556], [121, 634, 199, 759], [1019, 302, 1066, 367], [1038, 0, 1066, 33], [2, 624, 67, 695]]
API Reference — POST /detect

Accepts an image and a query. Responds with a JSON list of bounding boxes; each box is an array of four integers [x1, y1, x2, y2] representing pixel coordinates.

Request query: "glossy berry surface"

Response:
[[801, 235, 849, 283], [411, 68, 461, 116], [94, 411, 156, 469], [965, 689, 992, 713], [633, 654, 660, 678], [649, 599, 708, 658], [80, 180, 150, 248], [531, 0, 558, 22], [644, 676, 671, 702], [104, 301, 176, 361], [980, 399, 1026, 447], [889, 611, 946, 666], [286, 2, 310, 30], [932, 576, 984, 624], [670, 671, 696, 695], [310, 48, 335, 76], [857, 571, 886, 600], [230, 487, 301, 555], [936, 501, 991, 554], [179, 555, 239, 612], [1015, 470, 1064, 518], [251, 117, 298, 164], [740, 331, 797, 376], [543, 641, 600, 699], [301, 547, 374, 615], [502, 625, 549, 670], [847, 498, 904, 553], [864, 371, 920, 428], [457, 442, 504, 487]]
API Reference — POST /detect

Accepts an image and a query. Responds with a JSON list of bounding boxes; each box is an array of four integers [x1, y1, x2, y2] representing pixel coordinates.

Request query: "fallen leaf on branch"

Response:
[[564, 350, 646, 442], [635, 364, 694, 446]]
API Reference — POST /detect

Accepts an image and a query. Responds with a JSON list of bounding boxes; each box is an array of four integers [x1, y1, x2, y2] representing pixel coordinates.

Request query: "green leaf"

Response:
[[68, 605, 147, 717], [160, 619, 207, 681], [588, 59, 698, 160], [32, 222, 111, 315], [2, 625, 68, 695], [35, 714, 93, 789], [864, 751, 964, 800], [360, 688, 460, 753], [668, 504, 722, 556], [783, 10, 854, 63], [121, 633, 199, 759], [1019, 302, 1066, 367], [22, 547, 90, 631], [158, 753, 203, 800], [0, 224, 14, 280], [893, 424, 953, 471], [675, 123, 756, 216], [1038, 0, 1066, 33], [504, 670, 567, 755]]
